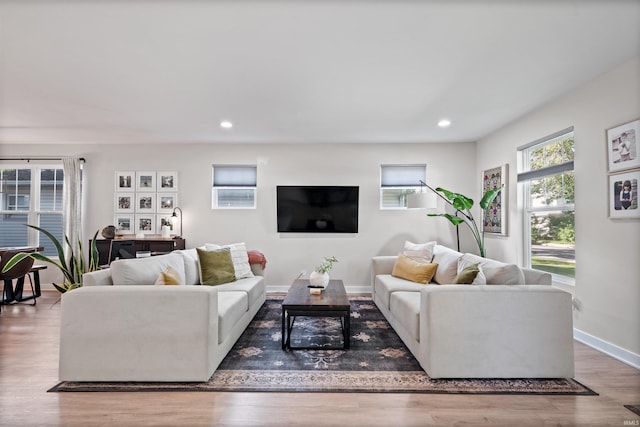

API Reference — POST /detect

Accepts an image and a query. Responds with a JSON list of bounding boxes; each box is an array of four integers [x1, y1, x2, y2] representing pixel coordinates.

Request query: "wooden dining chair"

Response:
[[0, 250, 36, 311]]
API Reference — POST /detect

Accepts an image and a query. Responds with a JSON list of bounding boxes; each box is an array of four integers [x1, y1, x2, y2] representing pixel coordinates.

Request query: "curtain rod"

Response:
[[0, 157, 86, 162]]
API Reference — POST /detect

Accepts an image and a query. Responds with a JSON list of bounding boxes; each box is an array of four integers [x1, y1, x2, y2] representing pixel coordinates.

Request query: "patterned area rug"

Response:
[[50, 297, 596, 395]]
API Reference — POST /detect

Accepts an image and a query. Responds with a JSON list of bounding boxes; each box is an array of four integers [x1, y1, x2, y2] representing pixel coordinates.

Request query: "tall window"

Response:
[[212, 165, 257, 209], [380, 164, 426, 209], [0, 165, 64, 255], [518, 128, 575, 284]]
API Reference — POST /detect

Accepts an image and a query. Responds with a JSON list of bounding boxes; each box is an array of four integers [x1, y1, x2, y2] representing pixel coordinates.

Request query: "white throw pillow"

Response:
[[204, 242, 254, 279], [458, 253, 524, 285], [403, 240, 436, 262], [431, 245, 462, 284]]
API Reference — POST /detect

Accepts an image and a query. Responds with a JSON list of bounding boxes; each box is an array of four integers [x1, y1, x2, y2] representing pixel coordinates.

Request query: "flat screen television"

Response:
[[277, 186, 359, 233]]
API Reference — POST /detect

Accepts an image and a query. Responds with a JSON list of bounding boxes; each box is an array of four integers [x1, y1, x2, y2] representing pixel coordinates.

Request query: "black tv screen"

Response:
[[277, 186, 359, 233]]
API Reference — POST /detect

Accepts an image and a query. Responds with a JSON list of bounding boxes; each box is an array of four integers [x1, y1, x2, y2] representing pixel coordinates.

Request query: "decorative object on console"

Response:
[[101, 225, 116, 239], [423, 181, 503, 257], [309, 256, 338, 288], [481, 164, 508, 236], [2, 225, 100, 296]]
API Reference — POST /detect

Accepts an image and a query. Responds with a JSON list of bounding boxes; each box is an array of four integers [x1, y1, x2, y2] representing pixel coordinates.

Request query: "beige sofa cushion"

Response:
[[390, 291, 421, 342], [110, 253, 186, 285], [218, 292, 249, 344], [374, 274, 426, 310], [215, 276, 265, 309]]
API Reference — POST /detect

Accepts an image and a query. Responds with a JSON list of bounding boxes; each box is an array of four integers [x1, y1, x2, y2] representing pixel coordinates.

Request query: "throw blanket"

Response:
[[248, 250, 267, 270]]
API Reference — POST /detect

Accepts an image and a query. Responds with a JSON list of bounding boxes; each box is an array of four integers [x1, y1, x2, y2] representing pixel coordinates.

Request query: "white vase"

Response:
[[309, 271, 329, 288]]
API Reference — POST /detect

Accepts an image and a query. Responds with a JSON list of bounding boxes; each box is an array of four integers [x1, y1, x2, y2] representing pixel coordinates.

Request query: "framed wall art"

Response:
[[114, 214, 134, 233], [157, 194, 178, 213], [136, 193, 155, 213], [157, 171, 178, 192], [607, 118, 640, 172], [136, 171, 156, 191], [115, 171, 134, 191], [609, 169, 640, 219], [482, 164, 508, 235], [115, 193, 134, 213], [135, 214, 156, 234]]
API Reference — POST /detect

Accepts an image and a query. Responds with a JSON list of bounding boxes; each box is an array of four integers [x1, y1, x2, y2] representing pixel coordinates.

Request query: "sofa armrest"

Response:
[[83, 268, 113, 286], [371, 256, 398, 286], [521, 267, 552, 285], [60, 285, 219, 381], [419, 284, 574, 378], [250, 263, 264, 277]]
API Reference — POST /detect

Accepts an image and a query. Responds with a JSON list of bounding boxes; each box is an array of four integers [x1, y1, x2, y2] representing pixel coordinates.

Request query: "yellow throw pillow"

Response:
[[197, 247, 237, 286], [154, 266, 183, 285], [391, 253, 438, 284], [453, 263, 480, 284]]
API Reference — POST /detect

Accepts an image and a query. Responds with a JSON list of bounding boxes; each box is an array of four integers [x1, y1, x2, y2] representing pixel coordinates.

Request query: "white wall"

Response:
[[476, 57, 640, 360], [1, 142, 476, 288]]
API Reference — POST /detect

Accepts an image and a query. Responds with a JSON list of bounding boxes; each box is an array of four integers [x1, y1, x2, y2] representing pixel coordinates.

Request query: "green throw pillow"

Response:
[[197, 247, 237, 286], [453, 262, 480, 284]]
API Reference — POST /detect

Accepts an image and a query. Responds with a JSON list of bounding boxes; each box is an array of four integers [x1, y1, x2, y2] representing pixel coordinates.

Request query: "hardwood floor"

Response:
[[1, 291, 638, 427]]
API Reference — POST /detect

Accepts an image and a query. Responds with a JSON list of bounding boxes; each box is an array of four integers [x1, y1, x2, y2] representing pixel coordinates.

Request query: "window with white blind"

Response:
[[380, 164, 426, 209], [0, 165, 64, 256], [212, 165, 257, 209], [518, 128, 575, 284]]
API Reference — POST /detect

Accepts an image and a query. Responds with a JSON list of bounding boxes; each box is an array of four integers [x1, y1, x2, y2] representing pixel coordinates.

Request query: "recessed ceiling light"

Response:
[[438, 119, 451, 128], [220, 120, 233, 129]]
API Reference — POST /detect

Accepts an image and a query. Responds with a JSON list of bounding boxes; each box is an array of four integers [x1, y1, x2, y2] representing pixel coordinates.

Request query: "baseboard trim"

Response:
[[574, 328, 640, 369]]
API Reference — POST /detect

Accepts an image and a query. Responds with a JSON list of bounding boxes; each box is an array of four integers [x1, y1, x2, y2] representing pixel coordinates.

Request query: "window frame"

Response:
[[211, 165, 257, 210], [0, 163, 64, 254], [518, 128, 575, 285], [380, 164, 426, 210]]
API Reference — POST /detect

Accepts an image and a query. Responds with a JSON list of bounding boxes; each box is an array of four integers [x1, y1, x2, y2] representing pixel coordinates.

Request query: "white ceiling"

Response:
[[1, 0, 639, 145]]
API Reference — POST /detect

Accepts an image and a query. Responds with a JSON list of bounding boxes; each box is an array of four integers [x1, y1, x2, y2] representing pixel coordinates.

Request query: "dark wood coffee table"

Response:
[[281, 279, 350, 350]]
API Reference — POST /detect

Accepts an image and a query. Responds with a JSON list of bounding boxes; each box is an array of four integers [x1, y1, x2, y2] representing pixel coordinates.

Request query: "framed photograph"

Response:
[[135, 214, 156, 234], [482, 164, 508, 235], [115, 171, 134, 191], [114, 214, 134, 234], [609, 169, 640, 219], [607, 118, 640, 172], [157, 194, 178, 213], [135, 193, 155, 213], [157, 214, 175, 233], [136, 171, 156, 191], [115, 192, 134, 213], [157, 171, 178, 192]]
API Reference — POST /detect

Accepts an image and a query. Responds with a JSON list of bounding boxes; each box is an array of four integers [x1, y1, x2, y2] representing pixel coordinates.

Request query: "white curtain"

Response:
[[62, 157, 83, 259]]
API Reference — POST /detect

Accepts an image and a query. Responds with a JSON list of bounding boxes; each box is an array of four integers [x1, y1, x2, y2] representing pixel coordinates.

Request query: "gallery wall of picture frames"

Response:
[[114, 171, 179, 234], [606, 118, 640, 219]]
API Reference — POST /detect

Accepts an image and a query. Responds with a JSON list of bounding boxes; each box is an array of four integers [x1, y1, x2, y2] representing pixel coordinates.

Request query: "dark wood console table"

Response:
[[94, 235, 186, 266]]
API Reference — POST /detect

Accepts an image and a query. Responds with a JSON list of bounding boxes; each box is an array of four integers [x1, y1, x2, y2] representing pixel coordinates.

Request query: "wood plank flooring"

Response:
[[1, 291, 638, 427]]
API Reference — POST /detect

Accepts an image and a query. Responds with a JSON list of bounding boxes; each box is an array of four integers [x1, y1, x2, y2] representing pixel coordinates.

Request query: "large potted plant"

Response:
[[427, 186, 503, 257], [1, 225, 100, 295]]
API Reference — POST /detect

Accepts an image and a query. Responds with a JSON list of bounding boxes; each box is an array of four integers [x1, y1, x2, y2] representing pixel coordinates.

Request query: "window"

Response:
[[212, 165, 257, 209], [0, 165, 64, 256], [518, 128, 575, 284], [380, 164, 426, 209]]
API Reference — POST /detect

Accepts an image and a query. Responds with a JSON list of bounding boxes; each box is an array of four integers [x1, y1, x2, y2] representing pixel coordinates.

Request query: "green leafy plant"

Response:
[[315, 256, 338, 274], [427, 186, 503, 257], [1, 225, 100, 294]]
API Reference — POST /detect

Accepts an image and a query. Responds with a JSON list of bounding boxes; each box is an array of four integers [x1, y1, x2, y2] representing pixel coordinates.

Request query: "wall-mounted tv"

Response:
[[276, 186, 359, 233]]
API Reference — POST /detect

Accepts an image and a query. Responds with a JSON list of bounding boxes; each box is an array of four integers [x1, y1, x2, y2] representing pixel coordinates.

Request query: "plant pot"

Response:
[[309, 271, 329, 288]]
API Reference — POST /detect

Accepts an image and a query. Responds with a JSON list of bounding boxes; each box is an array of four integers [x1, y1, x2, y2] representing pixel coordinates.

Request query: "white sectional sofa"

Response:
[[372, 244, 575, 379], [59, 248, 265, 382]]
